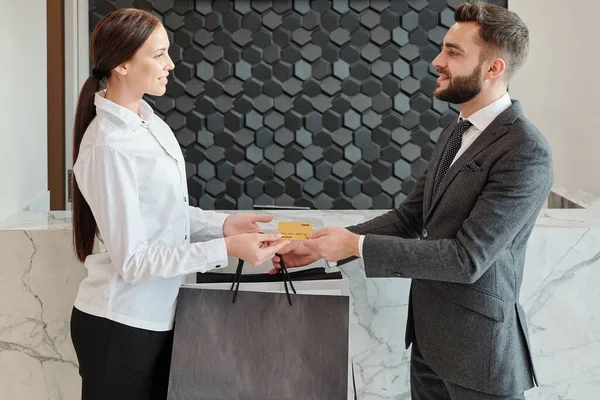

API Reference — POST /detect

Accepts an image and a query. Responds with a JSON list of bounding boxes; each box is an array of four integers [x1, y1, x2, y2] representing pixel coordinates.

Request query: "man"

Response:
[[271, 2, 552, 399]]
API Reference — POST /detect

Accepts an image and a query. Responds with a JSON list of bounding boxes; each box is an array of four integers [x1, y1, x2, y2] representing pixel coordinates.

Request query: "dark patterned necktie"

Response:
[[432, 119, 472, 199]]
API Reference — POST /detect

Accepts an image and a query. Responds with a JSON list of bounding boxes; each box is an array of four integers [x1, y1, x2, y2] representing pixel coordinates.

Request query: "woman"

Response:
[[69, 8, 288, 400]]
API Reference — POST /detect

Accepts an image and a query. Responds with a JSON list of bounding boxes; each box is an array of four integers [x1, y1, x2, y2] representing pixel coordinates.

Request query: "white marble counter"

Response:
[[2, 196, 600, 232], [549, 188, 600, 210], [1, 189, 599, 399], [0, 210, 72, 231]]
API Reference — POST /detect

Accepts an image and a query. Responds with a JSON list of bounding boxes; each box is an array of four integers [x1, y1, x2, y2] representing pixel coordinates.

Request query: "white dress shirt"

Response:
[[450, 92, 512, 166], [73, 91, 229, 331], [354, 93, 512, 259]]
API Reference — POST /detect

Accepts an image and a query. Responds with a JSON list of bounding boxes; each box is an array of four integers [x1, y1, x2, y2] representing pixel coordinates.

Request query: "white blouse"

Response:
[[72, 91, 229, 331]]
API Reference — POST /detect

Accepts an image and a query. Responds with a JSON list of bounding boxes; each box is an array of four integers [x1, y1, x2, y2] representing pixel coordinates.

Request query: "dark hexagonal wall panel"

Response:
[[90, 0, 506, 210]]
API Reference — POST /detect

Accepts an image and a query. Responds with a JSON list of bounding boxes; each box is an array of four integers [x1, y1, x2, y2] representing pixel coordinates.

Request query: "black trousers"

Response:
[[410, 339, 525, 400], [70, 307, 174, 400]]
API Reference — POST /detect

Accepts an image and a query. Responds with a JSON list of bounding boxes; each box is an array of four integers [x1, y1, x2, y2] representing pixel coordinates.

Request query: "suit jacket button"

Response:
[[421, 228, 429, 238], [394, 272, 403, 277]]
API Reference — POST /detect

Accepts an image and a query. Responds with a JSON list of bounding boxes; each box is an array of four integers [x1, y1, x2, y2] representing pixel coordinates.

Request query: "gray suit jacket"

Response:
[[345, 100, 553, 395]]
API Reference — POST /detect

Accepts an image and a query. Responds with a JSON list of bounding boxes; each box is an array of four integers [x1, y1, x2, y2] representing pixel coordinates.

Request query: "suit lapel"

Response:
[[424, 100, 523, 221]]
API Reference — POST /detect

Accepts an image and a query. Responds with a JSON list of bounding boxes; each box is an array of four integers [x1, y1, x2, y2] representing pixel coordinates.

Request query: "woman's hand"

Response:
[[225, 233, 291, 266], [222, 214, 273, 237]]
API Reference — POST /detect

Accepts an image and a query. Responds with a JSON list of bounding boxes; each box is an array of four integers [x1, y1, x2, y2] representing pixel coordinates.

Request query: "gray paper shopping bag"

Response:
[[167, 270, 350, 400]]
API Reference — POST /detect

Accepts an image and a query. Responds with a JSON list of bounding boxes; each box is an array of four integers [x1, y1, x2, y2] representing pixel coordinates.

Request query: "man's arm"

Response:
[[347, 168, 426, 238], [335, 168, 427, 266], [274, 151, 432, 270], [361, 139, 553, 282]]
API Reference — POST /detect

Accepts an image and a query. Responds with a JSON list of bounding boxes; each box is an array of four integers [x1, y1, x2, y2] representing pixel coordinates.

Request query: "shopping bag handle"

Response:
[[195, 267, 340, 283], [230, 256, 297, 305]]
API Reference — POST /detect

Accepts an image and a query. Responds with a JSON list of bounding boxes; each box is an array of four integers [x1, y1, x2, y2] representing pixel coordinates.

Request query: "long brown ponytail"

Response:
[[72, 8, 161, 262]]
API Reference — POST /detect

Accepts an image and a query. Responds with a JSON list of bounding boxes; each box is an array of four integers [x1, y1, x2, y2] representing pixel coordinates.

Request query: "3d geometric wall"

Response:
[[89, 0, 507, 210]]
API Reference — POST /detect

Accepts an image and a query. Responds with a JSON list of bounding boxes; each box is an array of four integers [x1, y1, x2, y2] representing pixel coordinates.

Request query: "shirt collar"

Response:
[[94, 90, 154, 127], [459, 92, 511, 132]]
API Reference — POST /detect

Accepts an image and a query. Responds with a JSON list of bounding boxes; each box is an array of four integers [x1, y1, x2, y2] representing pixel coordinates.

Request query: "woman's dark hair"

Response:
[[72, 8, 161, 262]]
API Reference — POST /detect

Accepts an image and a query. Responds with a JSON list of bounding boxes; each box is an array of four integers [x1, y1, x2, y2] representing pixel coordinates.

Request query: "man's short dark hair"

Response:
[[455, 2, 529, 79]]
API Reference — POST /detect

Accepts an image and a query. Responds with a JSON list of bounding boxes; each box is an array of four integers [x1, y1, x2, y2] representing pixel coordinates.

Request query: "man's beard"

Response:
[[434, 62, 483, 104]]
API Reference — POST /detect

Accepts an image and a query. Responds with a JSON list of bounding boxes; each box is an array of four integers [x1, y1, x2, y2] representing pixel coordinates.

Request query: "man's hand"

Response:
[[268, 241, 320, 274], [222, 214, 273, 237], [303, 227, 360, 262]]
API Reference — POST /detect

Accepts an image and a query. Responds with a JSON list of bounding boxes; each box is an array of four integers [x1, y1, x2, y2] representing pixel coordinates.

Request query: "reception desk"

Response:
[[1, 189, 599, 399]]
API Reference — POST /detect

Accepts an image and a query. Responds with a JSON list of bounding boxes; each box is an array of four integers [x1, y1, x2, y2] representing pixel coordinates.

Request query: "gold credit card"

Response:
[[278, 222, 312, 240]]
